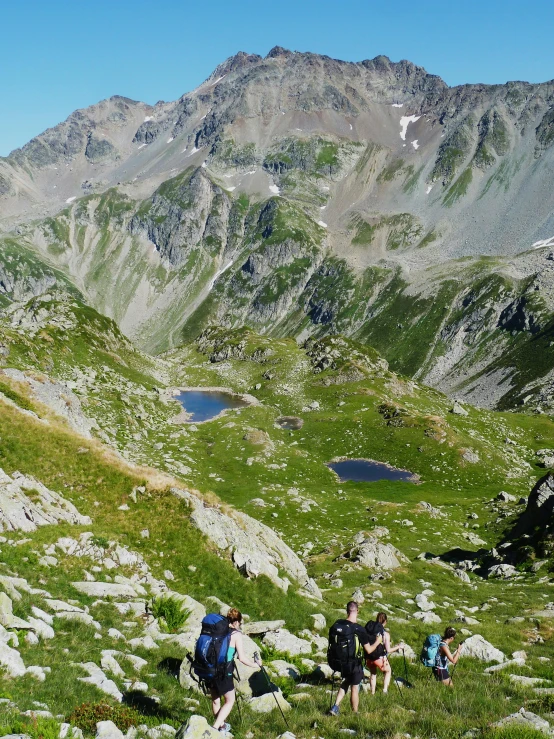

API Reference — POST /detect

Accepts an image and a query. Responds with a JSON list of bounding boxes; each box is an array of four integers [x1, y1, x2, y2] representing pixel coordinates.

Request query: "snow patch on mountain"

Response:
[[399, 115, 421, 141], [533, 236, 554, 249]]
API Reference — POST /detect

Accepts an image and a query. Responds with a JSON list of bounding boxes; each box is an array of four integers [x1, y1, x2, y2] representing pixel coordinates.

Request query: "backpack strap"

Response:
[[435, 641, 447, 667], [354, 631, 362, 661]]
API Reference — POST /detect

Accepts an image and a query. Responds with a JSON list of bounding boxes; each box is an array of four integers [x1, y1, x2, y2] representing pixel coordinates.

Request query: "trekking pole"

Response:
[[254, 651, 291, 730], [233, 663, 243, 727], [449, 642, 464, 683], [185, 654, 213, 720], [385, 651, 405, 703], [329, 671, 338, 711], [402, 648, 410, 685]]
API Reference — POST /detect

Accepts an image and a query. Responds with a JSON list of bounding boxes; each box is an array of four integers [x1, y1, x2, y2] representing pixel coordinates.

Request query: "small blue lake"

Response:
[[328, 459, 417, 483], [176, 390, 249, 422]]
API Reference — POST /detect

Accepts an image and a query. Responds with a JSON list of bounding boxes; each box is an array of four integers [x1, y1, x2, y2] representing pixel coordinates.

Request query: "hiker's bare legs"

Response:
[[440, 677, 454, 688], [350, 685, 360, 712], [334, 686, 346, 707], [333, 683, 359, 712], [382, 661, 392, 693], [210, 688, 221, 717], [213, 689, 236, 729], [369, 673, 377, 695]]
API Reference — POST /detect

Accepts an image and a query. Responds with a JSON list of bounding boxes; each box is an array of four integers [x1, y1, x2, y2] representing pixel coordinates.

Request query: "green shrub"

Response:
[[68, 702, 141, 734], [91, 535, 109, 549], [151, 595, 191, 633], [0, 716, 61, 739]]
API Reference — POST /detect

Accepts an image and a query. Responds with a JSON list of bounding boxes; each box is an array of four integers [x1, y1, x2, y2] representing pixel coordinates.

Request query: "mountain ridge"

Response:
[[0, 47, 553, 412]]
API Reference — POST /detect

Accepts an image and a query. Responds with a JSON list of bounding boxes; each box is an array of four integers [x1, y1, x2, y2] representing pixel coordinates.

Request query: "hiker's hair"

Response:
[[443, 627, 457, 640], [346, 601, 359, 614], [227, 608, 242, 624], [376, 612, 387, 624]]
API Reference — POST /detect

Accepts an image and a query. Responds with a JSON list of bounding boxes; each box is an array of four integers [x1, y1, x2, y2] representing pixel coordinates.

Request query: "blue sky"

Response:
[[1, 0, 553, 156]]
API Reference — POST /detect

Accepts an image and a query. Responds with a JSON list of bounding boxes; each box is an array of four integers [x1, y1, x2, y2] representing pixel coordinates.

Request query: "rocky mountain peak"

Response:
[[209, 50, 263, 80], [266, 45, 293, 59], [8, 96, 151, 169]]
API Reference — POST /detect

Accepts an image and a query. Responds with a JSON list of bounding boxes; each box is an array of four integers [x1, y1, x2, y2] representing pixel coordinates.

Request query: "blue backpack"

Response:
[[192, 614, 231, 681], [420, 633, 442, 667]]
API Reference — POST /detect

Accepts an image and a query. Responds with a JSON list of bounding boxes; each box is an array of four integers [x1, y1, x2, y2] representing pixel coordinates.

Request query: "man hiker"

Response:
[[208, 608, 262, 734], [433, 627, 463, 687], [328, 601, 383, 716], [365, 611, 405, 694]]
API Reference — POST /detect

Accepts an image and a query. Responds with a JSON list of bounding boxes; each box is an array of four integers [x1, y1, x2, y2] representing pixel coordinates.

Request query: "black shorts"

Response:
[[433, 666, 450, 682], [206, 671, 234, 697], [341, 664, 364, 688]]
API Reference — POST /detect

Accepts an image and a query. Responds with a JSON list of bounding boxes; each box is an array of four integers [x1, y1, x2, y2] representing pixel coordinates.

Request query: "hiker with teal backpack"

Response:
[[420, 627, 463, 687], [327, 601, 383, 716], [191, 608, 261, 734]]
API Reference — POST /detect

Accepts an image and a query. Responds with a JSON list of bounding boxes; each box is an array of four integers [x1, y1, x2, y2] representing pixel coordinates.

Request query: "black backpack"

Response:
[[365, 620, 386, 659], [327, 619, 361, 675], [192, 613, 231, 682]]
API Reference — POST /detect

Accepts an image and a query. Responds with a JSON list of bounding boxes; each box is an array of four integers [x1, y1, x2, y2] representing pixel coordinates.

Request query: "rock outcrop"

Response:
[[174, 489, 322, 599], [510, 472, 554, 538], [0, 468, 91, 532], [462, 634, 505, 663], [493, 708, 552, 735], [340, 531, 408, 571], [176, 716, 221, 739], [1, 369, 97, 438], [262, 628, 312, 656]]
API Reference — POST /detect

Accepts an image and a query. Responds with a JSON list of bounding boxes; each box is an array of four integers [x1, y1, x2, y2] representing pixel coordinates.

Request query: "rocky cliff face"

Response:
[[1, 48, 553, 410]]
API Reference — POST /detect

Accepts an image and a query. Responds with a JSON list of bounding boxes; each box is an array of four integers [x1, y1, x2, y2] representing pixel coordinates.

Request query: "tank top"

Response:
[[227, 629, 238, 663], [435, 641, 449, 670]]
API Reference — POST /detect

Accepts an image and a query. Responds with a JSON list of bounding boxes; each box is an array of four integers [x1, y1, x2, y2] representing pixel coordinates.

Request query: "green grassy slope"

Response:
[[1, 286, 554, 739]]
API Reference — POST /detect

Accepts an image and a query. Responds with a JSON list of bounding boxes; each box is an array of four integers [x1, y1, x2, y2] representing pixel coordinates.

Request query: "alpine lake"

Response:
[[175, 390, 250, 422], [327, 458, 418, 483]]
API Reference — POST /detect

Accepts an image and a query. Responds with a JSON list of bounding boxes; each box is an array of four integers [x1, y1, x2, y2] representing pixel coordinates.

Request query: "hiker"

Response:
[[433, 627, 463, 687], [207, 608, 262, 734], [328, 601, 384, 716], [365, 612, 405, 694]]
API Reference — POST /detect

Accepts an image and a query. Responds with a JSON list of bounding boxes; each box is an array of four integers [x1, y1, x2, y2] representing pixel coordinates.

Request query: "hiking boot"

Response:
[[328, 704, 340, 716], [218, 723, 232, 734]]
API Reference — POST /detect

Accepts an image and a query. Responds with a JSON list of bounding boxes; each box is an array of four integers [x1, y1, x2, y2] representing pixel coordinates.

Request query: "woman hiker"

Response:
[[365, 611, 405, 694], [434, 626, 464, 687], [209, 608, 261, 734]]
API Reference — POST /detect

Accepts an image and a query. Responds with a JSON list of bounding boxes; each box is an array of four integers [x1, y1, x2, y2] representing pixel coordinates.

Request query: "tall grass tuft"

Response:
[[151, 595, 191, 633]]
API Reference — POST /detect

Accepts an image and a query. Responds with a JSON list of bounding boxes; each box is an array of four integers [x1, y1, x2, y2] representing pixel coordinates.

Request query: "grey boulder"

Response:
[[462, 635, 505, 663], [175, 716, 220, 739], [96, 722, 124, 739], [493, 708, 552, 735], [346, 533, 408, 570], [248, 690, 291, 714], [262, 628, 312, 656], [487, 564, 516, 579]]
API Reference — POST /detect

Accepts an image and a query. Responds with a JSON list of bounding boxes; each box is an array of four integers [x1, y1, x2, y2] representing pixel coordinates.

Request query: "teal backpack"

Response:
[[420, 633, 442, 667]]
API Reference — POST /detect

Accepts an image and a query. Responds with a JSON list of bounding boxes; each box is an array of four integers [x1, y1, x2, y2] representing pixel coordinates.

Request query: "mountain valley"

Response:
[[0, 48, 553, 739]]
